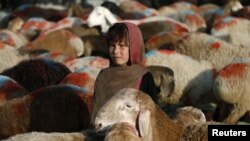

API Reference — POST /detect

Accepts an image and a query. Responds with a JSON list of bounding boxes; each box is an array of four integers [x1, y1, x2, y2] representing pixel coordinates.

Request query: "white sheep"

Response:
[[143, 49, 216, 107], [213, 63, 250, 124], [0, 29, 28, 48], [118, 0, 160, 17], [64, 56, 109, 72], [174, 32, 250, 70], [94, 88, 185, 141], [0, 46, 30, 73], [86, 6, 189, 33], [2, 132, 85, 141], [211, 16, 250, 50], [2, 130, 103, 141]]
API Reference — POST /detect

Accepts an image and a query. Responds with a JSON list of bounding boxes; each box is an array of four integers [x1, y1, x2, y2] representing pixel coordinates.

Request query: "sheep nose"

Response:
[[95, 123, 102, 130]]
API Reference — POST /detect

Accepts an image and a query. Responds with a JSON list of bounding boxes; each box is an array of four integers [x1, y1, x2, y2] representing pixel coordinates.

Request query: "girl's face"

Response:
[[109, 40, 129, 66]]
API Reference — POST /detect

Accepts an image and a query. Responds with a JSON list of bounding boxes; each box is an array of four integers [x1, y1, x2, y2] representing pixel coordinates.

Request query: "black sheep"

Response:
[[1, 58, 71, 92]]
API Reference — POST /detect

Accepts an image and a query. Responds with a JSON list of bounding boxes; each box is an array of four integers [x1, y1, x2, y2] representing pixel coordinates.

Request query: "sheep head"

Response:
[[87, 6, 118, 33], [94, 88, 154, 140]]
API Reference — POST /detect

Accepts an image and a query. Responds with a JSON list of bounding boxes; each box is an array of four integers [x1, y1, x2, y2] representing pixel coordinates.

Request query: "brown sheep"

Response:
[[94, 88, 184, 141], [172, 106, 206, 128], [0, 84, 91, 139], [104, 122, 142, 141], [27, 29, 84, 58], [1, 58, 71, 92]]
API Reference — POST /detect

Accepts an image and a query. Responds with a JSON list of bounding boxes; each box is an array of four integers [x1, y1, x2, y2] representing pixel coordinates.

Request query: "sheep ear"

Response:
[[138, 110, 150, 137]]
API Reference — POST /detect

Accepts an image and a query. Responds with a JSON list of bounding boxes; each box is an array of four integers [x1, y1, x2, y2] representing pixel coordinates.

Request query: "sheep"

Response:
[[172, 106, 206, 128], [86, 6, 189, 34], [137, 20, 189, 41], [144, 31, 186, 52], [179, 121, 224, 141], [146, 65, 175, 106], [0, 29, 28, 48], [0, 75, 28, 105], [36, 52, 75, 64], [0, 46, 30, 72], [105, 108, 206, 141], [231, 6, 250, 20], [104, 122, 142, 141], [1, 58, 71, 92], [101, 1, 146, 20], [69, 3, 93, 21], [19, 17, 56, 41], [0, 84, 91, 138], [64, 56, 109, 72], [60, 66, 101, 95], [94, 88, 184, 141], [26, 28, 84, 58], [66, 24, 101, 38], [42, 17, 86, 35], [174, 32, 250, 70], [118, 0, 160, 17], [211, 16, 250, 50], [2, 132, 85, 141], [6, 17, 24, 32], [157, 2, 206, 32], [80, 34, 109, 57], [11, 5, 70, 22], [2, 129, 104, 141], [213, 63, 250, 124], [143, 50, 216, 108], [178, 9, 207, 32]]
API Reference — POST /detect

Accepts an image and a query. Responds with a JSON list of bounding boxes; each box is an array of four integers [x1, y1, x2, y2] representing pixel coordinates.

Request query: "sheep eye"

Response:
[[125, 103, 132, 108]]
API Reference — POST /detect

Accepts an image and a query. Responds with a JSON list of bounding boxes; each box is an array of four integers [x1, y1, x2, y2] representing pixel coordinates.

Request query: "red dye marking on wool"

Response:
[[186, 14, 204, 26], [0, 42, 5, 49], [213, 19, 237, 31], [65, 73, 90, 87], [0, 33, 15, 47], [22, 20, 50, 31], [64, 59, 75, 67], [211, 42, 221, 49], [89, 58, 109, 68], [173, 23, 189, 33], [1, 81, 22, 94], [218, 63, 247, 78], [51, 52, 61, 58]]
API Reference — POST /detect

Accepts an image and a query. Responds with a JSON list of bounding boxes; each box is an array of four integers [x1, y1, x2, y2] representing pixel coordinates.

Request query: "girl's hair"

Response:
[[106, 23, 129, 46]]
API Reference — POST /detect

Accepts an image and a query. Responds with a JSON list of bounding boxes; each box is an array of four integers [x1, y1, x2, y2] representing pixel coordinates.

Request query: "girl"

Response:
[[91, 22, 159, 123]]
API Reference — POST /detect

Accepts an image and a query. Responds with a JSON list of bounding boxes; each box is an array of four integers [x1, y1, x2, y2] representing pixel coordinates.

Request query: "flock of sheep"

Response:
[[0, 0, 250, 140]]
